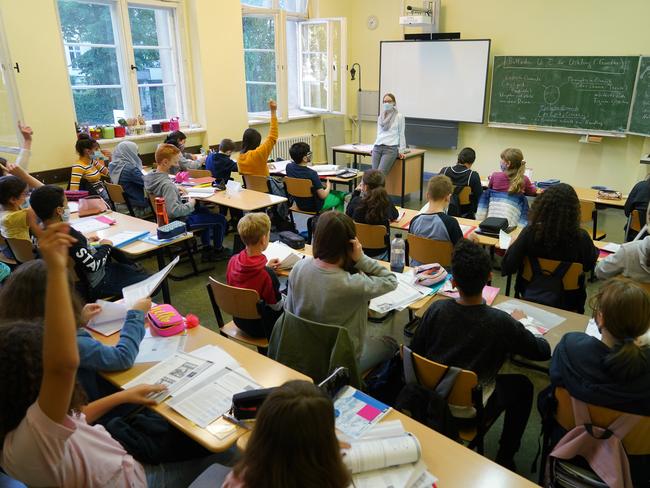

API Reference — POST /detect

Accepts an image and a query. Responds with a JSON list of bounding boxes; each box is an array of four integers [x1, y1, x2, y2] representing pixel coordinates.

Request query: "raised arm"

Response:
[[254, 100, 279, 162], [38, 223, 80, 423]]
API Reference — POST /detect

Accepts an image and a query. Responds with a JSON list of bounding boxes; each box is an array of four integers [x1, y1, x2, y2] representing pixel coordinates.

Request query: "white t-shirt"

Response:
[[1, 402, 146, 488]]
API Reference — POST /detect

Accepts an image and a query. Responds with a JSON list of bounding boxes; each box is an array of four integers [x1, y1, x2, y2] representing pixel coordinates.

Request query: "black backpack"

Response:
[[442, 166, 473, 218], [394, 346, 460, 441], [522, 256, 572, 309]]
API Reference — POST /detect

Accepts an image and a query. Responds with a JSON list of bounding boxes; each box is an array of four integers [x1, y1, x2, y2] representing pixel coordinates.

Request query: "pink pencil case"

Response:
[[148, 304, 186, 336]]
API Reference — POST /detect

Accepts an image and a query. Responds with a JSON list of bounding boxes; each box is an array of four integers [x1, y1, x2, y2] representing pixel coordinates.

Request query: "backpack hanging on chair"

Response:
[[523, 257, 572, 309]]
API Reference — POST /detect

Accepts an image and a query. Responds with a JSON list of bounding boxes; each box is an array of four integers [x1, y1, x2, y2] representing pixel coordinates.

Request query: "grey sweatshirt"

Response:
[[595, 236, 650, 283], [143, 170, 193, 220], [285, 255, 398, 358]]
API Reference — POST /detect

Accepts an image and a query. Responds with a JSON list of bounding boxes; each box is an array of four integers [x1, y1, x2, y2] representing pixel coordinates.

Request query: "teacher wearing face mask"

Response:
[[371, 93, 406, 175]]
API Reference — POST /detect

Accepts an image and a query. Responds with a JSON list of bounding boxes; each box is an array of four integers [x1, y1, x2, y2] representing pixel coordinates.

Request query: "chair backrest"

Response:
[[630, 210, 643, 233], [458, 186, 471, 206], [188, 169, 212, 179], [521, 256, 583, 290], [6, 238, 34, 263], [554, 387, 650, 455], [105, 181, 126, 205], [579, 200, 596, 224], [355, 222, 388, 249], [406, 233, 453, 267], [243, 174, 270, 193], [409, 349, 478, 407], [284, 177, 314, 198], [206, 277, 262, 326]]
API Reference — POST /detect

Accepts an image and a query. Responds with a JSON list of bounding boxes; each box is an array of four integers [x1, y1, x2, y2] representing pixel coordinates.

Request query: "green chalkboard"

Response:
[[489, 56, 639, 133], [629, 57, 650, 136]]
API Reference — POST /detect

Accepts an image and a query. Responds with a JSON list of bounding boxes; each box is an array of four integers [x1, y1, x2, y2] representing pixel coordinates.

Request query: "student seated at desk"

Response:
[[409, 175, 462, 266], [540, 278, 650, 486], [29, 185, 150, 299], [108, 141, 149, 213], [439, 147, 483, 218], [346, 169, 398, 260], [286, 142, 345, 213], [206, 138, 238, 183], [145, 144, 228, 262], [488, 148, 537, 196], [285, 211, 398, 371], [410, 239, 551, 470], [223, 380, 351, 488], [165, 130, 202, 171], [624, 176, 649, 240], [502, 183, 598, 314], [237, 100, 278, 178], [0, 175, 42, 242], [226, 213, 284, 339], [0, 224, 229, 488], [70, 133, 111, 204]]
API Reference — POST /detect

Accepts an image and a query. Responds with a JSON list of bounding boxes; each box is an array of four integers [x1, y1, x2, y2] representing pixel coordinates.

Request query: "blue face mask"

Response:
[[93, 150, 103, 160], [383, 102, 394, 111], [61, 207, 70, 222], [500, 161, 508, 172]]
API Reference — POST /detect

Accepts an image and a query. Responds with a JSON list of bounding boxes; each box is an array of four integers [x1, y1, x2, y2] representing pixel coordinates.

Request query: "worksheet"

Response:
[[122, 255, 180, 307]]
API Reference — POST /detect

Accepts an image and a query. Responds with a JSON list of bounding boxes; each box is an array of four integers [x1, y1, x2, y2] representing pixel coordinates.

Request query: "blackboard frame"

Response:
[[628, 56, 650, 137]]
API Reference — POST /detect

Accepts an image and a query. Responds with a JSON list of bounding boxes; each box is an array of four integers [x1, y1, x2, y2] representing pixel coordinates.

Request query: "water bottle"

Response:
[[155, 197, 169, 227], [390, 233, 406, 273]]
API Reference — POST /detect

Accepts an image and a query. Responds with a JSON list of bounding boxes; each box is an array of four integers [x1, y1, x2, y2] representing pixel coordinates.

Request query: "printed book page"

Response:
[[343, 433, 421, 474]]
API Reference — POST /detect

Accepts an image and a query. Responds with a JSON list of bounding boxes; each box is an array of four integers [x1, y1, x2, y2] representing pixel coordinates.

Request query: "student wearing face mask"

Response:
[[164, 131, 202, 171], [371, 93, 406, 175], [69, 133, 111, 204]]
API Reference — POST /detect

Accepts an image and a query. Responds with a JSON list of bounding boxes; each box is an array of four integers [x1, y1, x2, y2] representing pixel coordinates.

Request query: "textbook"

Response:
[[263, 241, 303, 269], [334, 386, 391, 439]]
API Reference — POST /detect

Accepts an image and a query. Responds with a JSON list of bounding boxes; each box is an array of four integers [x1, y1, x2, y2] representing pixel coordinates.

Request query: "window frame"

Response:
[[0, 8, 24, 154], [56, 0, 191, 127]]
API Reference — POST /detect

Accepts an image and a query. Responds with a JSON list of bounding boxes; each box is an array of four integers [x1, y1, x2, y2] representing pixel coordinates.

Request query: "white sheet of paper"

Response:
[[602, 242, 621, 253], [122, 255, 180, 308], [68, 201, 79, 213], [70, 218, 110, 234], [263, 241, 302, 269], [459, 224, 474, 237], [134, 334, 187, 364], [369, 274, 427, 313], [494, 299, 566, 330], [86, 300, 128, 336], [585, 318, 602, 339], [499, 229, 512, 250], [188, 344, 239, 370], [226, 180, 242, 195], [186, 187, 215, 194]]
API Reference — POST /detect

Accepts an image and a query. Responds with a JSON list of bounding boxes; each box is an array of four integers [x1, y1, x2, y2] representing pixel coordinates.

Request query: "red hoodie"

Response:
[[226, 250, 280, 305]]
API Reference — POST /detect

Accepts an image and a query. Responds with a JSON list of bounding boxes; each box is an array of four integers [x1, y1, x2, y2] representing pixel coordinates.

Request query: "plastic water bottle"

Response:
[[390, 233, 406, 273]]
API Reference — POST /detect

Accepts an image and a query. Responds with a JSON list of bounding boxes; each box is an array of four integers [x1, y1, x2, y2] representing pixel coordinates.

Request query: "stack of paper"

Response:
[[369, 272, 432, 314], [70, 217, 110, 234], [86, 300, 128, 336], [263, 241, 303, 269], [187, 187, 216, 198]]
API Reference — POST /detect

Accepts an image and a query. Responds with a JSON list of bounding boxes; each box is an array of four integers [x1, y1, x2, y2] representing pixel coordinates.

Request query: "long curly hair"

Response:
[[0, 322, 87, 443], [528, 183, 581, 249], [357, 169, 391, 224]]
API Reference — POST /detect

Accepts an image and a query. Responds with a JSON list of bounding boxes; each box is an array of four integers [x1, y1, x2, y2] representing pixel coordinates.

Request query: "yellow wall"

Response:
[[2, 0, 648, 191]]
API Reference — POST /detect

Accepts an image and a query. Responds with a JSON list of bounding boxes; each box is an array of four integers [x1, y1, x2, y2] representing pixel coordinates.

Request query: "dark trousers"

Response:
[[484, 374, 534, 459], [98, 262, 150, 297], [186, 207, 227, 250]]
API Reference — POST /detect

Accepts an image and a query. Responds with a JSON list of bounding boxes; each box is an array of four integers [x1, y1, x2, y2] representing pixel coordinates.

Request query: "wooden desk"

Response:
[[267, 162, 362, 192], [197, 189, 286, 212], [70, 211, 193, 304], [93, 325, 309, 452], [331, 145, 426, 207]]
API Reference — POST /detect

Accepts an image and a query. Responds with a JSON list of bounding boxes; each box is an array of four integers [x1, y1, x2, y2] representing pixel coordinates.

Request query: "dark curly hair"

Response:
[[528, 183, 581, 250], [451, 239, 492, 296], [0, 322, 87, 443]]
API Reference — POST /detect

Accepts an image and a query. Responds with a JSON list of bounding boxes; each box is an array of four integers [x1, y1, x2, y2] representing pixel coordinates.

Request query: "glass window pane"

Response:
[[58, 0, 115, 44], [129, 7, 167, 47], [246, 83, 276, 113], [302, 53, 327, 82], [68, 46, 121, 86], [134, 49, 175, 85], [244, 51, 276, 83], [138, 85, 178, 120], [241, 0, 273, 8], [280, 0, 308, 14], [243, 16, 275, 50], [302, 81, 326, 110], [72, 87, 124, 125]]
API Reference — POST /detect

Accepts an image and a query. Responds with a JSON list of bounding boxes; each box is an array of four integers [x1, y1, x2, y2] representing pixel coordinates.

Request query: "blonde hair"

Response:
[[500, 147, 526, 195], [238, 212, 271, 246], [155, 143, 181, 165], [427, 175, 453, 201]]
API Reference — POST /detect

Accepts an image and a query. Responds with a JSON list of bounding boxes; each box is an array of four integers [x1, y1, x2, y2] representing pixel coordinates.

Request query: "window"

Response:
[[0, 10, 23, 153], [241, 1, 345, 120], [57, 0, 187, 126]]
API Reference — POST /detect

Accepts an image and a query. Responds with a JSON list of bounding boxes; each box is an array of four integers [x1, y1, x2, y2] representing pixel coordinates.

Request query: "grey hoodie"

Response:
[[595, 236, 650, 283], [143, 170, 193, 220]]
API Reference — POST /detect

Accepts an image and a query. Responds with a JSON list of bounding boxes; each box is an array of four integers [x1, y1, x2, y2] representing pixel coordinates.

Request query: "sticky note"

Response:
[[357, 404, 382, 421]]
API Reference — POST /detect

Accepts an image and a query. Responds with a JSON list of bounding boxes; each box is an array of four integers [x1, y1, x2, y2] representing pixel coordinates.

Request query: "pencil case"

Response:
[[413, 263, 448, 287], [148, 304, 186, 336], [157, 221, 186, 240], [232, 387, 278, 420]]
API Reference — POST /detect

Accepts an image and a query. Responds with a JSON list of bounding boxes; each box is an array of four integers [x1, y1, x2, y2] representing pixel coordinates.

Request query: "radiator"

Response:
[[270, 134, 312, 161]]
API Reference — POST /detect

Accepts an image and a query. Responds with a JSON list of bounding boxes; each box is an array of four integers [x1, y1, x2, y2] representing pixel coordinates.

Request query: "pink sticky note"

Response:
[[357, 404, 381, 421]]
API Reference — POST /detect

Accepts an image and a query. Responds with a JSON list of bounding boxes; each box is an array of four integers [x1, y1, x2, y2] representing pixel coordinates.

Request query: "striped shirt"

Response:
[[69, 159, 109, 191]]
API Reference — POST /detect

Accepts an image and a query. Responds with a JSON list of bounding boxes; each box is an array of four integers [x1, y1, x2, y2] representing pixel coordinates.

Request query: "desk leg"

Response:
[[354, 154, 358, 170], [156, 250, 172, 304], [333, 150, 338, 166], [400, 158, 406, 208], [419, 154, 424, 202]]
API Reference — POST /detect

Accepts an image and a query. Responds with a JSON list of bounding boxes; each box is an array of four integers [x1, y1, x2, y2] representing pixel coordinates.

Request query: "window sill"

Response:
[[248, 112, 323, 126], [96, 127, 206, 145]]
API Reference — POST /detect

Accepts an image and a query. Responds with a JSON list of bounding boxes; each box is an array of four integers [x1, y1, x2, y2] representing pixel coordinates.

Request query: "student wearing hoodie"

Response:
[[226, 212, 283, 339], [596, 204, 650, 283], [144, 144, 228, 261], [206, 139, 238, 182], [438, 147, 483, 218], [108, 141, 148, 211], [541, 278, 650, 485]]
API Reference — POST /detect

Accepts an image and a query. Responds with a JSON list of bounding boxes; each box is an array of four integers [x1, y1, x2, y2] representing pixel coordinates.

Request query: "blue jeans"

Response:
[[186, 207, 227, 249], [371, 144, 399, 175], [145, 449, 236, 488]]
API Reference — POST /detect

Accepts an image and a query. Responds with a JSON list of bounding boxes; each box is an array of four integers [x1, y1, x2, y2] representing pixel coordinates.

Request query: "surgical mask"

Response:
[[179, 144, 185, 151], [61, 207, 70, 222], [500, 162, 508, 172], [93, 150, 103, 160], [383, 102, 394, 111]]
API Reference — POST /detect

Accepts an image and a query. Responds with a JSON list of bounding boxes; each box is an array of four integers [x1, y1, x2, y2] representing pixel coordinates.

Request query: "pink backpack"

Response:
[[546, 395, 641, 488]]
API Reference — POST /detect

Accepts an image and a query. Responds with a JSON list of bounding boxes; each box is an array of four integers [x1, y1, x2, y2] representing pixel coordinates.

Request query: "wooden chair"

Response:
[[206, 277, 269, 352], [630, 209, 643, 233], [105, 181, 136, 216], [242, 174, 270, 193], [5, 238, 35, 264], [188, 169, 212, 179], [284, 177, 320, 242], [579, 200, 606, 240], [406, 233, 454, 267], [355, 222, 388, 252], [0, 235, 17, 266], [520, 257, 584, 291], [404, 347, 488, 452]]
